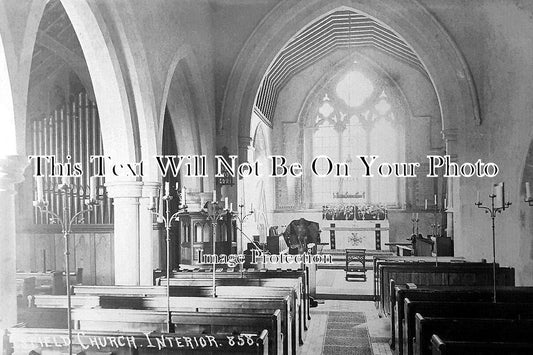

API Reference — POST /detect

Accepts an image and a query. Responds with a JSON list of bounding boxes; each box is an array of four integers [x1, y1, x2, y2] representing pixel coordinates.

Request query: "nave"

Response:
[[2, 0, 533, 354]]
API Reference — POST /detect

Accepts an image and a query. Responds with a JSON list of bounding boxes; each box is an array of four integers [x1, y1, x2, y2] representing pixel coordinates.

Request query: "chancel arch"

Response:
[[222, 1, 480, 244]]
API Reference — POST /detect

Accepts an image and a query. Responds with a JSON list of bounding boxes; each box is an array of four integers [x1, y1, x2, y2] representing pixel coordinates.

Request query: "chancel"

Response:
[[2, 1, 533, 355]]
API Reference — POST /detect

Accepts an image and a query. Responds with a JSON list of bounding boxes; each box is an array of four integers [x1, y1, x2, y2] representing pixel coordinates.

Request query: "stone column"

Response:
[[442, 128, 458, 240], [106, 181, 143, 285], [238, 136, 254, 165], [0, 156, 27, 329], [139, 181, 161, 285]]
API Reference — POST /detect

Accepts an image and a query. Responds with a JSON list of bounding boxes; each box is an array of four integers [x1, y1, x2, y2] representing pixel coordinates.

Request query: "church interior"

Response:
[[2, 0, 533, 354]]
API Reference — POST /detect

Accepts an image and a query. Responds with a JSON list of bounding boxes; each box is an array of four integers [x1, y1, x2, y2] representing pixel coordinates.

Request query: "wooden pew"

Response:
[[16, 268, 83, 295], [16, 277, 35, 304], [377, 262, 514, 315], [390, 285, 533, 350], [430, 334, 533, 355], [75, 283, 303, 351], [73, 284, 301, 347], [70, 308, 282, 355], [415, 316, 533, 355], [157, 279, 305, 342], [403, 300, 533, 355], [29, 294, 294, 355], [160, 268, 310, 325], [5, 327, 269, 355], [372, 256, 466, 304], [16, 271, 63, 295]]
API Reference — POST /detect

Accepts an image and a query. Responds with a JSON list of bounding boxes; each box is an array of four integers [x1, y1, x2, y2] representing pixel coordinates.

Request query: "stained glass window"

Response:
[[309, 69, 401, 207]]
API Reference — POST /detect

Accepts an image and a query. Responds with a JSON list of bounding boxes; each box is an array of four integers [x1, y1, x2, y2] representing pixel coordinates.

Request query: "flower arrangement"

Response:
[[355, 202, 387, 220]]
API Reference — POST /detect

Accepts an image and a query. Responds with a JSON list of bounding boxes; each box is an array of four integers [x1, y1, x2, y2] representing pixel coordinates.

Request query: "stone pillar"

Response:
[[139, 181, 161, 285], [0, 156, 26, 329], [442, 128, 458, 240], [106, 181, 143, 285]]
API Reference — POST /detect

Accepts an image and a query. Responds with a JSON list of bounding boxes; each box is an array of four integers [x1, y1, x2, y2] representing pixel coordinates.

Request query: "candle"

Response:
[[61, 175, 69, 186], [434, 194, 437, 205], [415, 213, 419, 220], [476, 191, 480, 204], [443, 198, 447, 209], [158, 187, 164, 214], [526, 182, 531, 200], [230, 202, 233, 211], [164, 182, 170, 196], [424, 199, 428, 210], [250, 203, 254, 212], [148, 193, 155, 210], [36, 176, 44, 202], [181, 187, 186, 205], [89, 176, 98, 200], [175, 181, 179, 191], [224, 197, 229, 210], [411, 213, 415, 220], [213, 190, 217, 202]]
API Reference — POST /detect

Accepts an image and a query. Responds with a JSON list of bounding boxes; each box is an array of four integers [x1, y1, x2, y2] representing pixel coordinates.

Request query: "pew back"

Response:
[[416, 316, 533, 355], [379, 263, 514, 315], [390, 286, 533, 351], [430, 334, 533, 355], [403, 300, 533, 355]]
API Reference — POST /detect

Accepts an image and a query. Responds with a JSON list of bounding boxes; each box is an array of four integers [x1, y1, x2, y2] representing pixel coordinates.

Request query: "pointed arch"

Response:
[[60, 0, 137, 167]]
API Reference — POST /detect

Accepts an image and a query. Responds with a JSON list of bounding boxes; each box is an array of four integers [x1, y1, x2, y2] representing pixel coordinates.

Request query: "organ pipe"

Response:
[[32, 92, 112, 225]]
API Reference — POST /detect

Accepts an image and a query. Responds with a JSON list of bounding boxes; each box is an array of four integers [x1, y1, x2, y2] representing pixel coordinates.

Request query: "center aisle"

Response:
[[303, 301, 392, 355]]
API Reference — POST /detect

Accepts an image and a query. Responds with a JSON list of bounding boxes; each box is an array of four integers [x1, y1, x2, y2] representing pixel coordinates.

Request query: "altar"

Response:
[[320, 219, 390, 250]]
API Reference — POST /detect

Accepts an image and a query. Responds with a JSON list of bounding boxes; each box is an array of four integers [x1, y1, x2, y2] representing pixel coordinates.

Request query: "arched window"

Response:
[[307, 66, 403, 208]]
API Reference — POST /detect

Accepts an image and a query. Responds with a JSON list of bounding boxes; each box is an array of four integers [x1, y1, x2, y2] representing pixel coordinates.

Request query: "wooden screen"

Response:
[[31, 92, 113, 225]]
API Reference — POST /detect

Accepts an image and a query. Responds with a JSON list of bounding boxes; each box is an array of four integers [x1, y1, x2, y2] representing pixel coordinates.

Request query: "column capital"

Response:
[[105, 180, 143, 199], [238, 136, 253, 149], [0, 155, 28, 193]]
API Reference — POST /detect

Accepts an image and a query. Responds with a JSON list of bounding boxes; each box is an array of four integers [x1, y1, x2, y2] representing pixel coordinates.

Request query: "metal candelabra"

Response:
[[475, 193, 511, 303], [203, 200, 231, 297], [233, 204, 254, 254], [33, 182, 100, 355], [148, 187, 188, 333]]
